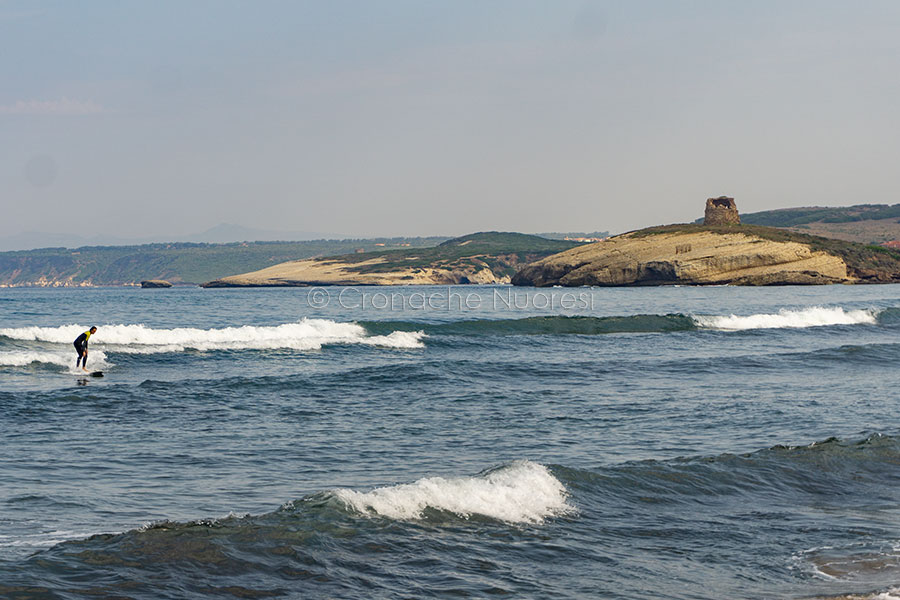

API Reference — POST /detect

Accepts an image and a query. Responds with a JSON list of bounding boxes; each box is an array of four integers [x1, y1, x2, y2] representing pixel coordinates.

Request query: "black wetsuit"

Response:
[[74, 331, 90, 367]]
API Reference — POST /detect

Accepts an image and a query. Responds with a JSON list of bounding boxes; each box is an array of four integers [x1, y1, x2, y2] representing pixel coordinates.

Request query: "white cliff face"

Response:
[[512, 231, 851, 287], [203, 258, 513, 287]]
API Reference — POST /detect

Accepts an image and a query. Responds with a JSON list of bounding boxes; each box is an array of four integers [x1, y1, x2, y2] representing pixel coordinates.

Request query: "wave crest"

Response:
[[363, 306, 885, 337], [332, 460, 572, 524], [693, 306, 878, 331]]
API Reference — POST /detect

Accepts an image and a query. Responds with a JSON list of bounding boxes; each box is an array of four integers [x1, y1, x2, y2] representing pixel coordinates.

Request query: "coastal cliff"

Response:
[[202, 232, 578, 287], [512, 225, 900, 287], [203, 256, 506, 287]]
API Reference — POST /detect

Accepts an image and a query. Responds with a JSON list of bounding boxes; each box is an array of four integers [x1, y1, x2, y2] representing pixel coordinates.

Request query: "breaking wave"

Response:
[[0, 319, 425, 355], [363, 306, 887, 337], [0, 349, 111, 371], [693, 306, 878, 330], [1, 461, 571, 564], [330, 460, 572, 524]]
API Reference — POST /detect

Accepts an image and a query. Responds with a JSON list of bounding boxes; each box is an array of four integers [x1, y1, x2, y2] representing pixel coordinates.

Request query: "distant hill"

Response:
[[0, 223, 346, 252], [438, 231, 580, 252], [728, 204, 900, 244], [203, 232, 581, 287], [740, 204, 900, 227], [336, 232, 579, 276], [0, 237, 449, 287]]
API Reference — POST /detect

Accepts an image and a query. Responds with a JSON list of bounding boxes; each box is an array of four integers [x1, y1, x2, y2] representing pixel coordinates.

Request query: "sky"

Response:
[[2, 0, 900, 242]]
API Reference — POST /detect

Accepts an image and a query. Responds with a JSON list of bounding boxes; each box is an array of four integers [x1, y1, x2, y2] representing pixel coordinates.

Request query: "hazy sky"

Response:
[[3, 1, 900, 239]]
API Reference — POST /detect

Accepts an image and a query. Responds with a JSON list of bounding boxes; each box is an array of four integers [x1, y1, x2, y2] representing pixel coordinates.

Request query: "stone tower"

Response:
[[704, 196, 740, 225]]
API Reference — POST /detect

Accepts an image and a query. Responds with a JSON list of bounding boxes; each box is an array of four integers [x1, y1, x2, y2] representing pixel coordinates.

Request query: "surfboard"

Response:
[[90, 371, 104, 377]]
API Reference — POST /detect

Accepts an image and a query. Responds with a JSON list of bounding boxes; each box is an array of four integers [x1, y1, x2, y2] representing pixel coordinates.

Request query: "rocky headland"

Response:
[[511, 224, 900, 287], [202, 233, 578, 287]]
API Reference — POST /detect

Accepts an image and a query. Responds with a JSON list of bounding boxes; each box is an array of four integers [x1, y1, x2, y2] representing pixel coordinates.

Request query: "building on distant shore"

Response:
[[564, 236, 607, 243], [704, 197, 740, 225], [881, 240, 900, 250]]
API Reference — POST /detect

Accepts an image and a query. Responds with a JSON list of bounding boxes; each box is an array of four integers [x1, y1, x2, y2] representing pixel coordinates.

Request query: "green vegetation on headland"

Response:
[[705, 204, 900, 245], [739, 204, 900, 227], [325, 233, 579, 277], [202, 232, 581, 287], [632, 224, 900, 281], [0, 238, 449, 287]]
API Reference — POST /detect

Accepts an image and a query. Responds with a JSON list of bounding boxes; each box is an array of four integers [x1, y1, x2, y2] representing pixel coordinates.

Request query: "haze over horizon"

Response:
[[4, 1, 900, 242]]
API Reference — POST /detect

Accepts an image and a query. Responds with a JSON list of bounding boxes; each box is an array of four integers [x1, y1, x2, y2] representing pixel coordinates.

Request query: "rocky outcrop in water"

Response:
[[140, 280, 173, 288]]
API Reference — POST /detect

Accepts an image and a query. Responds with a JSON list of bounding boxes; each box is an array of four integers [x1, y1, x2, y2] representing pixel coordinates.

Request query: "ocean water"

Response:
[[2, 284, 900, 599]]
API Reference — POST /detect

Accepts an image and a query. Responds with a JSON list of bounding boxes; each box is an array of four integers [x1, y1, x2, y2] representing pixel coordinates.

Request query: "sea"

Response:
[[2, 284, 900, 599]]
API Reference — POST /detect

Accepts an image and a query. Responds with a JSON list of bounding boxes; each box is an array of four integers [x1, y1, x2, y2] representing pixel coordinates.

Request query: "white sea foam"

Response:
[[333, 460, 573, 524], [358, 330, 426, 349], [0, 319, 425, 355], [815, 589, 900, 600], [0, 349, 111, 371], [693, 306, 878, 331]]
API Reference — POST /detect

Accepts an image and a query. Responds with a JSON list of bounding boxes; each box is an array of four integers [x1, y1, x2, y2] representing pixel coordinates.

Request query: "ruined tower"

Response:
[[703, 196, 739, 225]]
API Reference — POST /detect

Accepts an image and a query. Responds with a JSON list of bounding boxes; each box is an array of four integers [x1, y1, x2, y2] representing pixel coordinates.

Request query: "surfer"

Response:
[[73, 327, 97, 372]]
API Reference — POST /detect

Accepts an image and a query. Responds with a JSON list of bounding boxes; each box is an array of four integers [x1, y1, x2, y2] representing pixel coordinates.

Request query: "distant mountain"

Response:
[[0, 223, 346, 252]]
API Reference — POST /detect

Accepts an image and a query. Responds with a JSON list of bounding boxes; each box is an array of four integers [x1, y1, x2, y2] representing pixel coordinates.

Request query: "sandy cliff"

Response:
[[201, 232, 578, 287], [202, 256, 507, 287]]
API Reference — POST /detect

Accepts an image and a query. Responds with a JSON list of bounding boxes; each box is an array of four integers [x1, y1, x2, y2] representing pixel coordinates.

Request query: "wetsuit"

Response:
[[74, 330, 91, 368]]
